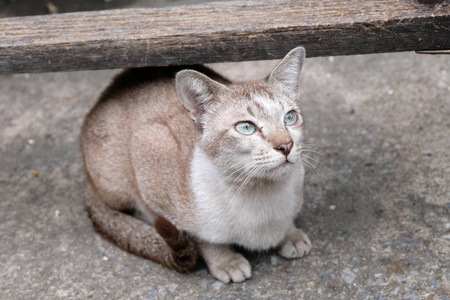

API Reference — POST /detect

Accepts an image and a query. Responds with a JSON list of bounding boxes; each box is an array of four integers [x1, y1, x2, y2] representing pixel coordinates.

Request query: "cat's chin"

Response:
[[263, 160, 296, 181]]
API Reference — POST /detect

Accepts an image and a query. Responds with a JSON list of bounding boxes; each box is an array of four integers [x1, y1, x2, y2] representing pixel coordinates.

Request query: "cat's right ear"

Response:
[[176, 70, 228, 122]]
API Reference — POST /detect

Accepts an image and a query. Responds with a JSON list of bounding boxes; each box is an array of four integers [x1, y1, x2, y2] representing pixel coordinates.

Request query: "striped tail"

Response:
[[84, 182, 198, 272]]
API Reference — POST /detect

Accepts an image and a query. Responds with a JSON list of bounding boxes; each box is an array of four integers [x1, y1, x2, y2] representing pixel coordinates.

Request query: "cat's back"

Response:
[[81, 66, 198, 172], [82, 65, 216, 142], [81, 65, 226, 217], [82, 66, 188, 152], [84, 65, 227, 128]]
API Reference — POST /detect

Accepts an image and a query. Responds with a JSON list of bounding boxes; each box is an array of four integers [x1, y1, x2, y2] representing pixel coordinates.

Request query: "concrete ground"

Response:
[[1, 1, 449, 300]]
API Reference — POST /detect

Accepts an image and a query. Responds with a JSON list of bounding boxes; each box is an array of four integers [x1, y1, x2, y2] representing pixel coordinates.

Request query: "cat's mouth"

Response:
[[281, 159, 293, 167], [267, 159, 291, 172], [267, 159, 295, 179]]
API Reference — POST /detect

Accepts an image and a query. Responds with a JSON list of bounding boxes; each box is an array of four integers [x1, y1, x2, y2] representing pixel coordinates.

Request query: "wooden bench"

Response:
[[0, 0, 449, 74]]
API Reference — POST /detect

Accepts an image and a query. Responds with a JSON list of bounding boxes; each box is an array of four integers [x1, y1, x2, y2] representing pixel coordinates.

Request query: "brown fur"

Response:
[[84, 181, 197, 272], [81, 47, 311, 282], [154, 217, 198, 270], [81, 66, 222, 272]]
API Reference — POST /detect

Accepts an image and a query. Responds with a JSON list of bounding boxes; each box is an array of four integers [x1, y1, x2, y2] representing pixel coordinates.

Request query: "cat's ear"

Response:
[[268, 46, 305, 94], [176, 70, 228, 122]]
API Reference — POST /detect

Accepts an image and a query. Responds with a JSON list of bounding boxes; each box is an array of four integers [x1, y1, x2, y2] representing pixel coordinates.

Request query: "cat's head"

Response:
[[176, 47, 306, 181]]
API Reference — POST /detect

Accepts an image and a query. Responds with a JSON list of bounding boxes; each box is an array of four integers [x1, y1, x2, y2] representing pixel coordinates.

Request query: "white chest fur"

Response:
[[191, 147, 303, 250]]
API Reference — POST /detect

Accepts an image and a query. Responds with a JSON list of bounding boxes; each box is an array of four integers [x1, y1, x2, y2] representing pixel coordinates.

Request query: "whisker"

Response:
[[301, 149, 328, 160], [301, 153, 348, 186], [302, 160, 316, 175], [302, 157, 327, 181], [222, 159, 263, 202], [227, 160, 258, 190], [209, 157, 255, 192], [227, 164, 262, 211], [302, 138, 324, 147]]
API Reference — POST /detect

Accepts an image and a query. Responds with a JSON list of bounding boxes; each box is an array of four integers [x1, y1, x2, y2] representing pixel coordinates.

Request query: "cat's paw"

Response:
[[208, 252, 251, 283], [277, 228, 312, 259]]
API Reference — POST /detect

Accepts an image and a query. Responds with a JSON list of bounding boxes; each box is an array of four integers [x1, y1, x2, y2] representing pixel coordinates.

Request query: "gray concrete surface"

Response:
[[1, 50, 449, 300], [1, 2, 450, 300]]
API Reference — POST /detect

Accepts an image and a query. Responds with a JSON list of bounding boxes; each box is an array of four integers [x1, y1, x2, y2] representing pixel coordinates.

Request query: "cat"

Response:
[[80, 46, 312, 283]]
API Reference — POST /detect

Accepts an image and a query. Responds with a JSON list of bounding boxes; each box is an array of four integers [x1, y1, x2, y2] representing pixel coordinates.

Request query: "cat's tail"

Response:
[[84, 181, 198, 272]]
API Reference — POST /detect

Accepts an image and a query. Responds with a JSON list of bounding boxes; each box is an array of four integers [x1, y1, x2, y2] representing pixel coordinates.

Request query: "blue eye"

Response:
[[284, 111, 297, 126], [235, 122, 256, 135]]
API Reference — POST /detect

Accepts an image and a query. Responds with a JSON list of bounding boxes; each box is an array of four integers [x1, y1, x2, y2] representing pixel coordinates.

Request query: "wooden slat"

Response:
[[0, 0, 449, 74]]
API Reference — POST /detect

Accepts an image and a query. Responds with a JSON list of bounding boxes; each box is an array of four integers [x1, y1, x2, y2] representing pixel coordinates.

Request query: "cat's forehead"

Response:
[[225, 82, 298, 118]]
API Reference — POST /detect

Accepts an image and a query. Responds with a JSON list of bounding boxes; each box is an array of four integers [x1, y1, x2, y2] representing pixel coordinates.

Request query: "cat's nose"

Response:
[[274, 141, 293, 156]]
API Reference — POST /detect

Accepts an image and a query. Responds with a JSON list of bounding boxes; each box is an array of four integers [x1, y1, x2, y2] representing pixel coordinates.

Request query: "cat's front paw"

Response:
[[277, 228, 312, 259], [208, 252, 251, 283]]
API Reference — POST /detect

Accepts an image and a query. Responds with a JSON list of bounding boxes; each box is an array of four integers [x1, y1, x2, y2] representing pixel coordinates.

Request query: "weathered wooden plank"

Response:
[[0, 0, 449, 74]]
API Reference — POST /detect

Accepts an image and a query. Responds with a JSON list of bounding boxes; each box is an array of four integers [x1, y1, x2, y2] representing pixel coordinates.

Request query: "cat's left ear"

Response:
[[268, 46, 305, 94], [176, 70, 228, 122]]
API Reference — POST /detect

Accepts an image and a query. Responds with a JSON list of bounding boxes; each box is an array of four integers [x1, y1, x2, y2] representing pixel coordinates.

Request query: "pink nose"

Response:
[[274, 141, 293, 156]]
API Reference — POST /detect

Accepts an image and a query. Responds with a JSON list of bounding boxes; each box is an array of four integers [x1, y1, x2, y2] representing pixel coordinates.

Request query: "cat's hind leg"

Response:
[[198, 242, 251, 283], [277, 224, 312, 259]]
